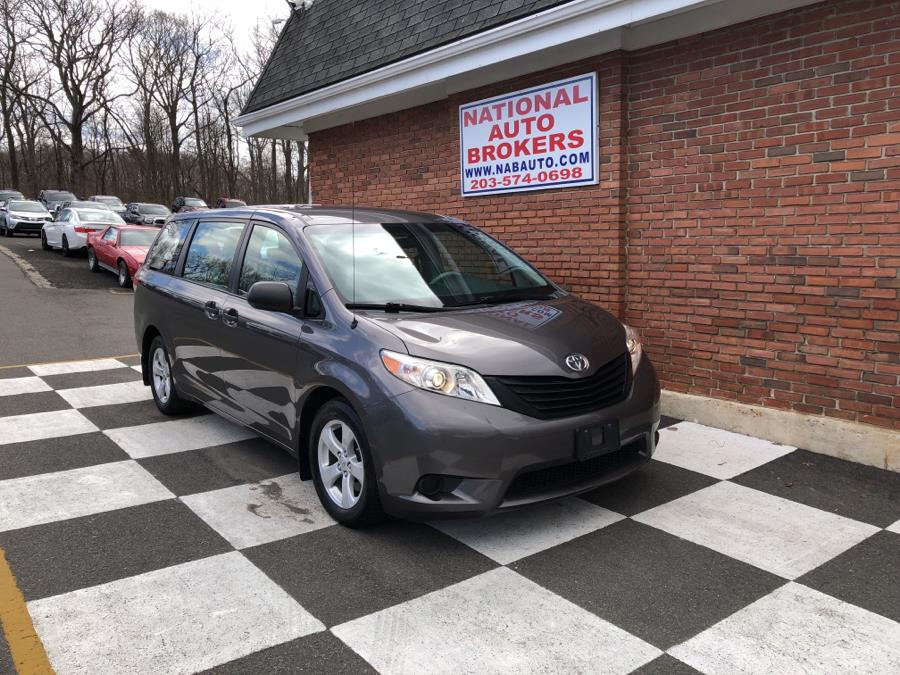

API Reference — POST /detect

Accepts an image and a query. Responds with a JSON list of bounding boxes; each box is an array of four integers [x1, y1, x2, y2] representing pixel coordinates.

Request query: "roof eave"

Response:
[[236, 0, 821, 138]]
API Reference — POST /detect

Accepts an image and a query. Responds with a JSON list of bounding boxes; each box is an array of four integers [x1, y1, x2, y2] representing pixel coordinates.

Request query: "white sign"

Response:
[[459, 73, 598, 197]]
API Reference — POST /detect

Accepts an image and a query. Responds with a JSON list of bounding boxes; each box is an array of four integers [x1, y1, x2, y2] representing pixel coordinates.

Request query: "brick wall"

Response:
[[310, 0, 900, 430]]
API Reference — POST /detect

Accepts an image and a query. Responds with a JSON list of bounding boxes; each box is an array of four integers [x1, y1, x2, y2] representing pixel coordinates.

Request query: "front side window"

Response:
[[145, 221, 192, 274], [238, 225, 303, 296], [182, 220, 244, 289], [101, 228, 117, 242], [306, 222, 554, 308], [141, 204, 170, 215]]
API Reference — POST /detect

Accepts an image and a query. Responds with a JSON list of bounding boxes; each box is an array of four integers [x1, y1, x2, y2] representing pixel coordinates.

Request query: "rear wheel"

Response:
[[148, 336, 192, 415], [87, 248, 100, 272], [117, 260, 132, 288], [310, 399, 385, 527], [61, 236, 72, 257]]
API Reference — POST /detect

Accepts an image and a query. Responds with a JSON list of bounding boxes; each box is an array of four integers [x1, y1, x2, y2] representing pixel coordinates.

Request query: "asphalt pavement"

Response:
[[0, 233, 137, 366]]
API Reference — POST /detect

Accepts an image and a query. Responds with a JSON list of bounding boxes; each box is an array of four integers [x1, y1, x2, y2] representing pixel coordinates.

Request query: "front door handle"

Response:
[[222, 307, 239, 327], [204, 300, 220, 320]]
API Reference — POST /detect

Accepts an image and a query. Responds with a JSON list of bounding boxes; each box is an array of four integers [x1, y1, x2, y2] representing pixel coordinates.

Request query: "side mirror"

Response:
[[247, 281, 293, 312]]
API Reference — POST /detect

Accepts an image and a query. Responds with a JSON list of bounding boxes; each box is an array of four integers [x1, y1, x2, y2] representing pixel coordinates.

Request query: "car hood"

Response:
[[10, 211, 50, 218], [364, 296, 627, 377], [120, 246, 148, 262]]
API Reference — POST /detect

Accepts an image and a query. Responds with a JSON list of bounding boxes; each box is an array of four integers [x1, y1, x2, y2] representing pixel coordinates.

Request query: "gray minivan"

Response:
[[135, 206, 660, 526]]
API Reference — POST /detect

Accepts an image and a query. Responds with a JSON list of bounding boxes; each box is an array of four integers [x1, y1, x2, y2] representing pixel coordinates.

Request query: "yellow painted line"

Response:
[[0, 548, 54, 674], [0, 354, 140, 371]]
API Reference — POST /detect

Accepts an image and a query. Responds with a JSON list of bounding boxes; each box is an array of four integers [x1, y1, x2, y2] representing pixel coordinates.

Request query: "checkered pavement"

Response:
[[1, 356, 899, 674]]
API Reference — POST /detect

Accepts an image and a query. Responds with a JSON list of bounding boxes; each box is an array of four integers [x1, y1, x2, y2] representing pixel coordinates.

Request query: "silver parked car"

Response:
[[0, 200, 53, 237]]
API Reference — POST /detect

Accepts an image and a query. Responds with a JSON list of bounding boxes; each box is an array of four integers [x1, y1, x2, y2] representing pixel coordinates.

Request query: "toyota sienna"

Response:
[[134, 206, 660, 526]]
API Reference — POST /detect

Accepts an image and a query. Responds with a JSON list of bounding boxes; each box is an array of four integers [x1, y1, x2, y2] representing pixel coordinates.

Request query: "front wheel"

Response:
[[41, 232, 51, 250], [87, 248, 100, 272], [310, 399, 385, 527], [4, 224, 12, 237], [117, 260, 132, 288], [148, 336, 193, 415]]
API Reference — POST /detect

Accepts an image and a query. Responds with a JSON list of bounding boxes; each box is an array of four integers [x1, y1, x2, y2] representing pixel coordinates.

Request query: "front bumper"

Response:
[[9, 219, 50, 233], [367, 356, 661, 520]]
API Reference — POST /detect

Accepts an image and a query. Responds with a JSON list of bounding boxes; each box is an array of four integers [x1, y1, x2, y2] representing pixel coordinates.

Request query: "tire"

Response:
[[4, 224, 12, 237], [62, 236, 72, 257], [117, 260, 132, 288], [87, 247, 100, 272], [310, 399, 385, 527], [41, 232, 51, 250], [148, 336, 193, 415]]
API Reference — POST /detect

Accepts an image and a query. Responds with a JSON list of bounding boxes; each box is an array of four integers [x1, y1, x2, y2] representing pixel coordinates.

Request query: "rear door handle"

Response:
[[222, 307, 239, 327], [204, 301, 220, 320]]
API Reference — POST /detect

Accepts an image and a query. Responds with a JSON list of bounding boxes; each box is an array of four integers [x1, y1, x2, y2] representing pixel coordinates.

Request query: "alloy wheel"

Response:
[[151, 347, 171, 404], [317, 420, 365, 509]]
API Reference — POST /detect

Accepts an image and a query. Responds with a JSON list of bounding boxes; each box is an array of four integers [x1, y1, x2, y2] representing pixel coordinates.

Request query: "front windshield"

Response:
[[307, 222, 555, 308], [184, 198, 206, 207], [74, 209, 124, 223], [120, 229, 158, 246], [140, 204, 170, 215], [96, 196, 123, 205], [9, 201, 45, 213], [47, 191, 76, 201]]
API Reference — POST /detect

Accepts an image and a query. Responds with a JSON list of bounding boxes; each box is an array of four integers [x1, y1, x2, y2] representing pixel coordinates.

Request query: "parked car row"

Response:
[[0, 188, 248, 291]]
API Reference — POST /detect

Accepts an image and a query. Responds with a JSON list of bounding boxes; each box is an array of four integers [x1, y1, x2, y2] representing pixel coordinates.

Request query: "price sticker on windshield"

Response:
[[459, 73, 598, 197]]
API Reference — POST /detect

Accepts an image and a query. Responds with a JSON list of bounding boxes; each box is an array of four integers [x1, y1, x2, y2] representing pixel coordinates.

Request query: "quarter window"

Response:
[[145, 221, 192, 274], [182, 220, 244, 289], [238, 225, 303, 296]]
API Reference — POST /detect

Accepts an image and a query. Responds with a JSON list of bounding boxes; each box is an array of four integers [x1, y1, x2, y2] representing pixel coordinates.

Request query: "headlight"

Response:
[[623, 324, 642, 374], [381, 350, 499, 406]]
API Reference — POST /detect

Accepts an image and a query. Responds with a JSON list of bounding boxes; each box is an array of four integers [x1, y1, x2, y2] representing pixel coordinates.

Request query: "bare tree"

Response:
[[22, 0, 139, 193]]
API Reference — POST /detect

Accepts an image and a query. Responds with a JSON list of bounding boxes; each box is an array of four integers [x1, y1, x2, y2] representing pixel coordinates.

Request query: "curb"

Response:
[[661, 390, 900, 473]]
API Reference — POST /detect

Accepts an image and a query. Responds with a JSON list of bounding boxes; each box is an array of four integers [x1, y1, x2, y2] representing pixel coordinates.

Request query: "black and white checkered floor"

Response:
[[1, 356, 898, 674]]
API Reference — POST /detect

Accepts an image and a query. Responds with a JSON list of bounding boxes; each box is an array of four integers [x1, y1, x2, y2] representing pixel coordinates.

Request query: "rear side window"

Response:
[[182, 220, 244, 289], [238, 225, 303, 296], [145, 221, 191, 274]]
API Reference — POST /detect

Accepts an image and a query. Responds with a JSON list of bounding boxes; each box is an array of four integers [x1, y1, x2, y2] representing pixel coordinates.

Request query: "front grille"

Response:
[[486, 352, 630, 419], [504, 437, 646, 501]]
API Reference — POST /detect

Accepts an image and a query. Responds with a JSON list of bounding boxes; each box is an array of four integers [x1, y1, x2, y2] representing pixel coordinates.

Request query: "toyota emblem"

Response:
[[565, 354, 590, 372]]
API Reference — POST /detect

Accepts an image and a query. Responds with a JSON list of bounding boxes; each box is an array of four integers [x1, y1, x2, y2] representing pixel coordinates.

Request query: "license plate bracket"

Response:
[[574, 420, 620, 461]]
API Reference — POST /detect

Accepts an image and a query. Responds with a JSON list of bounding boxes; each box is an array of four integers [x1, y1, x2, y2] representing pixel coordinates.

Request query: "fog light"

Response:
[[417, 475, 442, 498]]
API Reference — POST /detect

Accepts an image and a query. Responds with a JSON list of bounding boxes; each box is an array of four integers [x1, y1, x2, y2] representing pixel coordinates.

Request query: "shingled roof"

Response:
[[242, 0, 576, 115]]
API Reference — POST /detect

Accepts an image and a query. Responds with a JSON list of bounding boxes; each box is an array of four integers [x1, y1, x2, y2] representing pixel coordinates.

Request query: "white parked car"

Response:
[[0, 200, 53, 237], [41, 207, 126, 256]]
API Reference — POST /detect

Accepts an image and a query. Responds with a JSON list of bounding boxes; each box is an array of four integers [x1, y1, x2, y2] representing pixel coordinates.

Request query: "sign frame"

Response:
[[458, 72, 599, 198]]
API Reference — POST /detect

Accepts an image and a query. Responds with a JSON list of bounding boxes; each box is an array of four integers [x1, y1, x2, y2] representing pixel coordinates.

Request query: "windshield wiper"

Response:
[[345, 302, 449, 313]]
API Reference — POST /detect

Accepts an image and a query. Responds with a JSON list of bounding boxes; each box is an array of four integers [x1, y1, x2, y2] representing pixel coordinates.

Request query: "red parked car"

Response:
[[86, 224, 159, 288]]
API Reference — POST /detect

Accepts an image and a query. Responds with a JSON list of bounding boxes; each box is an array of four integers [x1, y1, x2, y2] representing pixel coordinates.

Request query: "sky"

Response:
[[139, 0, 291, 49]]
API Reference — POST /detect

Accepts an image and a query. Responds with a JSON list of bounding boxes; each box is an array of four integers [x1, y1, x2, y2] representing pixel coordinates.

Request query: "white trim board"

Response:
[[237, 0, 822, 137]]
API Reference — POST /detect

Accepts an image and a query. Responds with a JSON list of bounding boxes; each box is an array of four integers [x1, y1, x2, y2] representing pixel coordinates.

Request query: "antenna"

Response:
[[350, 120, 358, 329]]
